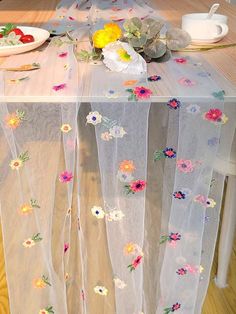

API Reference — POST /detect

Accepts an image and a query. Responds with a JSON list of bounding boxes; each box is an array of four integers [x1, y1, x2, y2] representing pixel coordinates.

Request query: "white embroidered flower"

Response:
[[91, 206, 105, 219], [104, 89, 120, 99], [94, 285, 108, 296], [101, 132, 113, 141], [102, 41, 147, 75], [205, 198, 216, 208], [113, 277, 127, 289], [86, 111, 102, 125], [186, 104, 201, 114], [117, 170, 134, 182], [61, 124, 72, 133], [22, 238, 36, 248], [9, 158, 23, 170], [109, 126, 126, 138], [199, 265, 204, 273], [107, 210, 125, 221]]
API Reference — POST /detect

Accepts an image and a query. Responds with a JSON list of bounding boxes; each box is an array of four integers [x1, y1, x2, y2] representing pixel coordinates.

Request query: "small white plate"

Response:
[[0, 26, 50, 57], [191, 38, 223, 45]]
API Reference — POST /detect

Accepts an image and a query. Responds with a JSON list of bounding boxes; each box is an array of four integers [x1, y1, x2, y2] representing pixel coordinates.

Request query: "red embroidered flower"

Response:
[[204, 108, 222, 122], [172, 303, 181, 311], [53, 83, 66, 91], [133, 86, 153, 99], [132, 255, 143, 268], [130, 180, 147, 192], [174, 58, 187, 64], [173, 191, 186, 199], [169, 233, 181, 241], [64, 243, 69, 253]]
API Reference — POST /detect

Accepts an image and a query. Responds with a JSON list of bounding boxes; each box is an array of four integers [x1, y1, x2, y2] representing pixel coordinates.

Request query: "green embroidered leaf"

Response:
[[30, 199, 40, 208], [154, 150, 165, 161], [212, 90, 225, 101], [19, 151, 29, 162]]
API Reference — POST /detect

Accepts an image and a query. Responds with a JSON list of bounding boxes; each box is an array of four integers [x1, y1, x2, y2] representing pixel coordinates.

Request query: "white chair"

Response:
[[214, 129, 236, 288]]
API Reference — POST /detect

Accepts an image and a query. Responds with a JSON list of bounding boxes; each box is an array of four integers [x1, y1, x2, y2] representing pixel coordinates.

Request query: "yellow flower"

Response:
[[92, 23, 122, 49], [123, 242, 136, 255], [119, 160, 135, 173], [104, 23, 122, 39], [19, 204, 32, 215], [61, 124, 72, 133], [33, 278, 46, 289], [9, 158, 23, 170], [5, 113, 21, 129], [94, 285, 108, 296], [117, 48, 132, 62]]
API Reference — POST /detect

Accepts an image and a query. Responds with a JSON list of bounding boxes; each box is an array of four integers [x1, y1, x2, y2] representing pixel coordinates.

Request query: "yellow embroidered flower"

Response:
[[5, 113, 21, 129], [33, 278, 46, 289], [123, 242, 136, 255], [61, 124, 72, 133], [117, 48, 132, 62], [119, 160, 135, 173], [19, 204, 33, 215], [104, 23, 122, 39], [199, 265, 204, 273], [9, 158, 23, 170], [22, 238, 36, 248], [92, 23, 122, 49]]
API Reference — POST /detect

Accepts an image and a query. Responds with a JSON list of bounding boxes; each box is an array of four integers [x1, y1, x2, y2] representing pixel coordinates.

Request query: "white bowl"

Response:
[[0, 26, 50, 57]]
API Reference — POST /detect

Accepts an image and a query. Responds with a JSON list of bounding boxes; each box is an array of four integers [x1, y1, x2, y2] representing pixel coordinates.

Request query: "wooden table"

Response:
[[0, 0, 236, 102]]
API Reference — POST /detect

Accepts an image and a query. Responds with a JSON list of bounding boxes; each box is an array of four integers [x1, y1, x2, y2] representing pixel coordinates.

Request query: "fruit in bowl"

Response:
[[0, 23, 35, 46]]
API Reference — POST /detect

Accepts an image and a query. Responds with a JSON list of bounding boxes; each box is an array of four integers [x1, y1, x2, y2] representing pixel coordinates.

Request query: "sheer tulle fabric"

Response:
[[0, 1, 235, 314]]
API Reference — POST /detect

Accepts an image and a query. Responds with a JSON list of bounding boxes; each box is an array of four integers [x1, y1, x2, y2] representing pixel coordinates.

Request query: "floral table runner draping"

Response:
[[0, 1, 236, 314]]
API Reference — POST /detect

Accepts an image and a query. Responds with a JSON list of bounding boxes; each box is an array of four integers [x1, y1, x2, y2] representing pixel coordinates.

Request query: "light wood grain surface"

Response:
[[0, 1, 236, 314]]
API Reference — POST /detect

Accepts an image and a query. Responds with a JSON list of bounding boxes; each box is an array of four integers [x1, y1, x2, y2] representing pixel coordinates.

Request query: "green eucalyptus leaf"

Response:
[[166, 28, 191, 50], [143, 40, 166, 58], [129, 34, 147, 47], [130, 17, 142, 29], [142, 18, 164, 39], [152, 49, 172, 63]]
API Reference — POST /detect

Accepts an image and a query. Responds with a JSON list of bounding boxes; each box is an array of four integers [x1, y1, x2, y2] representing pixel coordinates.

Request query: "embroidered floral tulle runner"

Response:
[[0, 1, 236, 314]]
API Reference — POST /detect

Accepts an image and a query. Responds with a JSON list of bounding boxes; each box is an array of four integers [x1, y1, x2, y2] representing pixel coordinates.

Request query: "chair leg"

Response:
[[215, 175, 236, 288]]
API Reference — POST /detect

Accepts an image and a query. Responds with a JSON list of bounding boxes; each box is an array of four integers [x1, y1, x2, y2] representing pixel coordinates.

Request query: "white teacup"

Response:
[[182, 13, 229, 44]]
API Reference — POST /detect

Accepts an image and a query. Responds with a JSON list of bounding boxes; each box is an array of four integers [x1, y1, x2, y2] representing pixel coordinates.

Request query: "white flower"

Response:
[[102, 41, 147, 75], [113, 277, 127, 289], [91, 206, 105, 219], [186, 104, 201, 114], [109, 126, 126, 138], [101, 132, 113, 141], [86, 111, 102, 125], [107, 210, 125, 221], [94, 285, 108, 296], [104, 89, 120, 99], [22, 238, 36, 248], [117, 170, 133, 182], [61, 123, 72, 133], [206, 198, 216, 208]]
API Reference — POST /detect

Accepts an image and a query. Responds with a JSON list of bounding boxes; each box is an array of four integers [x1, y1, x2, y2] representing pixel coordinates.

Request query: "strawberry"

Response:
[[9, 28, 24, 37], [20, 34, 35, 43]]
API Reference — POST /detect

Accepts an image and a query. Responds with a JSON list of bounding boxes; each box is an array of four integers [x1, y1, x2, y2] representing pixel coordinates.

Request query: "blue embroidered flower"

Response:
[[148, 75, 161, 81], [173, 191, 186, 199], [167, 98, 181, 110], [208, 137, 219, 147]]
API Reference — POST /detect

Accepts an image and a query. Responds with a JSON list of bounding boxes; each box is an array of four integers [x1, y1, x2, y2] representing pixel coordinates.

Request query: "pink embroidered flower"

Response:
[[176, 268, 187, 275], [68, 16, 75, 20], [177, 159, 194, 173], [59, 171, 73, 183], [59, 52, 68, 58], [172, 303, 181, 311], [53, 83, 66, 91], [167, 98, 181, 110], [174, 58, 187, 64], [130, 180, 146, 192], [204, 108, 222, 122], [133, 86, 153, 99], [178, 77, 196, 87], [185, 264, 198, 274], [64, 243, 69, 253]]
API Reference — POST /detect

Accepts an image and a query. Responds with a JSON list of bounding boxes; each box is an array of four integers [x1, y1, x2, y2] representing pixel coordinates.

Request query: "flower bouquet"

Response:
[[77, 17, 191, 74]]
